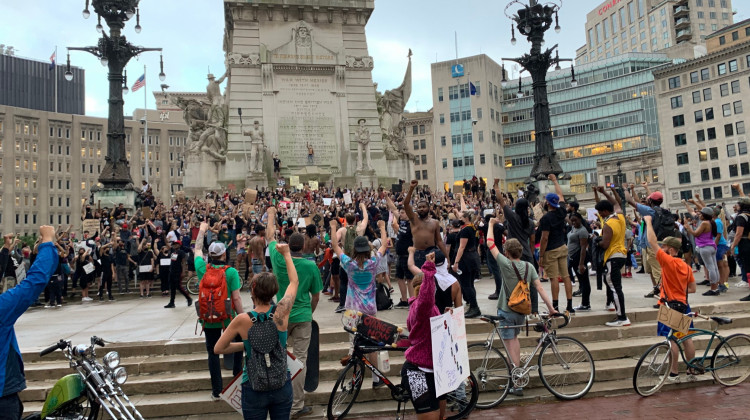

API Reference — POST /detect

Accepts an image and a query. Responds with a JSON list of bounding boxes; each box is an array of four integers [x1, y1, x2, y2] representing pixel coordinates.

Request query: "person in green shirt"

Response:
[[266, 208, 323, 418], [194, 222, 244, 401]]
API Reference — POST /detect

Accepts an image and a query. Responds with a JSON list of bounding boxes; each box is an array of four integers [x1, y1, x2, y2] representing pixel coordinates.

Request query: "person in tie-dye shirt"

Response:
[[329, 219, 388, 316]]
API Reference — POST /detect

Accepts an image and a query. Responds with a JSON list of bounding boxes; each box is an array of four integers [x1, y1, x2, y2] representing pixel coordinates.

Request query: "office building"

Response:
[[0, 98, 188, 236], [402, 111, 435, 186], [501, 53, 672, 194], [653, 19, 750, 209], [578, 0, 734, 65], [431, 54, 506, 192], [0, 53, 85, 115]]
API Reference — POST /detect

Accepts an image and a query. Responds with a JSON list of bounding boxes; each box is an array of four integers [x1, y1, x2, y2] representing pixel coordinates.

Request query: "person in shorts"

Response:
[[538, 174, 573, 314]]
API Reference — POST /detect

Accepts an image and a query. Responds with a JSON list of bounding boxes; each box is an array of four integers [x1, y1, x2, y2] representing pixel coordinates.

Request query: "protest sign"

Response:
[[587, 208, 598, 222], [430, 309, 469, 397], [82, 219, 100, 235], [205, 199, 216, 208], [142, 206, 152, 220], [309, 180, 318, 190], [290, 175, 299, 186], [322, 198, 332, 206], [244, 189, 258, 203], [343, 192, 352, 205]]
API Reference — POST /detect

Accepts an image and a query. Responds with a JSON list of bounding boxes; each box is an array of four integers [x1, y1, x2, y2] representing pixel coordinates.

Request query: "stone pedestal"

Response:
[[245, 172, 269, 191], [184, 154, 222, 196], [532, 179, 572, 197], [354, 170, 378, 190], [93, 188, 137, 211]]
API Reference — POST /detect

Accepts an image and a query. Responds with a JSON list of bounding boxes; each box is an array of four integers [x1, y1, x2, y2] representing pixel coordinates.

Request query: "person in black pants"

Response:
[[164, 240, 192, 308], [157, 246, 171, 296], [452, 211, 481, 318], [97, 243, 115, 301], [566, 213, 591, 311]]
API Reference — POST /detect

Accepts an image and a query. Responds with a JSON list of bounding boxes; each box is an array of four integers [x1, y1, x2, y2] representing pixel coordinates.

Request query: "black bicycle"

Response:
[[327, 325, 478, 420]]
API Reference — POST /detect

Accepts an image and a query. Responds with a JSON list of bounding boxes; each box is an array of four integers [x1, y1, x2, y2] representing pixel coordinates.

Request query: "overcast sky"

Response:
[[2, 1, 745, 118]]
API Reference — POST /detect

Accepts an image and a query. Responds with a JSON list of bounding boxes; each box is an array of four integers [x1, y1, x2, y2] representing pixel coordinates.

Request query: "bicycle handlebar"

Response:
[[542, 312, 570, 329], [40, 340, 67, 357]]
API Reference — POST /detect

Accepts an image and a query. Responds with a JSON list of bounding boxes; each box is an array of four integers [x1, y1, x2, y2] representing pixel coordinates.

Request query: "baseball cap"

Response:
[[353, 236, 371, 253], [544, 193, 560, 208], [208, 242, 227, 256], [658, 236, 682, 250], [738, 197, 750, 205], [648, 191, 664, 202], [700, 207, 714, 217]]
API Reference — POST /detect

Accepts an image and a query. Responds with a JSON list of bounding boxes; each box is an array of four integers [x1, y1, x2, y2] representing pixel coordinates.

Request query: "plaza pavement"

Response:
[[16, 268, 750, 351]]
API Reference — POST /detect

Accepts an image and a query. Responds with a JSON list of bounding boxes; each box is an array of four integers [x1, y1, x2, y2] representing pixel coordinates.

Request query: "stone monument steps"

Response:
[[19, 301, 749, 418]]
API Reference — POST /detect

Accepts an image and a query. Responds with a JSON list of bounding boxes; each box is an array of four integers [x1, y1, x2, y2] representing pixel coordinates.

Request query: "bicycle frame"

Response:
[[666, 327, 724, 373], [480, 320, 557, 379]]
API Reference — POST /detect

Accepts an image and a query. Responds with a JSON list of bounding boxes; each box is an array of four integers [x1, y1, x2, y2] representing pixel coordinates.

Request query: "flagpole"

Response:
[[144, 64, 149, 185], [54, 46, 58, 113], [455, 32, 466, 181]]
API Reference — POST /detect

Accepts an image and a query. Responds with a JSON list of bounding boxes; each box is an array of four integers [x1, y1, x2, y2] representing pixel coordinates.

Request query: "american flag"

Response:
[[132, 74, 145, 92], [49, 50, 56, 71]]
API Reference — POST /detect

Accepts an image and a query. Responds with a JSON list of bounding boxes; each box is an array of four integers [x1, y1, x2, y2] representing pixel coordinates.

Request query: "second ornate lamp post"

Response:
[[501, 0, 576, 200], [66, 0, 165, 204]]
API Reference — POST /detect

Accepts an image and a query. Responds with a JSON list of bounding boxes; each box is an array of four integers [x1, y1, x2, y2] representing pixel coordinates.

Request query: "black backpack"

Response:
[[376, 283, 393, 310], [651, 207, 678, 240], [246, 306, 287, 392]]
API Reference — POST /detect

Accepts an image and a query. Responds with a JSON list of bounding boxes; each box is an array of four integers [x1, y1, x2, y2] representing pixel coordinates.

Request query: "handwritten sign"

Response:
[[323, 198, 333, 206], [343, 192, 352, 205], [430, 308, 469, 397], [244, 189, 258, 203], [290, 176, 299, 187], [82, 219, 100, 235], [309, 180, 318, 190], [142, 206, 152, 220]]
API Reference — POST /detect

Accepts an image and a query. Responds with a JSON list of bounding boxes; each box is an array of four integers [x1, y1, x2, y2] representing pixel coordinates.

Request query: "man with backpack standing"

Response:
[[194, 222, 244, 401], [266, 207, 323, 418]]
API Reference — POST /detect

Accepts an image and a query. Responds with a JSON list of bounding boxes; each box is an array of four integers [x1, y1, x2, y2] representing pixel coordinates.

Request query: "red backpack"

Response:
[[196, 265, 233, 327]]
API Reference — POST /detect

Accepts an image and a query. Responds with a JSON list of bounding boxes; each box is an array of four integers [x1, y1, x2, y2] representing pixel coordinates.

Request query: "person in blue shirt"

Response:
[[0, 226, 58, 420]]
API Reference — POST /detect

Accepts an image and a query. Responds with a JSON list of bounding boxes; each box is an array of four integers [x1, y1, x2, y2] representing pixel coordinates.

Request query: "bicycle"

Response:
[[327, 318, 478, 420], [633, 311, 750, 396], [469, 313, 595, 408]]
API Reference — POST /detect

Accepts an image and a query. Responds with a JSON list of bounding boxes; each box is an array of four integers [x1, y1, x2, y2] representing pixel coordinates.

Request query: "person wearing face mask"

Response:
[[136, 238, 156, 298]]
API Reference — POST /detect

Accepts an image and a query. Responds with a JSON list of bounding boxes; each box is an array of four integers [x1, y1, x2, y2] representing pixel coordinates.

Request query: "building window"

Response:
[[692, 91, 701, 104], [709, 147, 719, 160], [690, 71, 699, 84], [420, 139, 426, 149], [412, 126, 418, 135], [670, 96, 683, 109], [413, 140, 419, 150], [714, 186, 723, 199], [739, 141, 748, 155], [720, 83, 729, 97], [668, 76, 681, 89], [477, 108, 482, 119], [672, 115, 685, 127], [680, 191, 692, 201], [729, 59, 738, 73], [678, 172, 691, 184], [439, 114, 445, 124], [438, 87, 443, 102], [708, 127, 717, 140], [727, 144, 736, 157], [731, 80, 740, 94], [415, 171, 421, 180], [734, 101, 743, 114], [701, 169, 710, 181], [725, 123, 734, 136], [703, 188, 712, 200], [730, 164, 738, 177], [419, 125, 425, 134], [421, 155, 427, 164], [694, 110, 703, 123], [723, 103, 732, 117], [742, 162, 750, 175], [440, 136, 446, 147], [677, 152, 689, 165], [738, 121, 746, 134], [442, 159, 447, 169], [703, 88, 712, 101], [712, 167, 721, 179], [705, 108, 714, 120], [478, 131, 484, 142], [699, 149, 707, 162], [719, 36, 726, 45], [421, 170, 427, 180]]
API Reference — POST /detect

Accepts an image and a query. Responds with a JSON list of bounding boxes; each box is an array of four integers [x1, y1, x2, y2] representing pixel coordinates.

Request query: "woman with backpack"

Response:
[[214, 241, 300, 420], [684, 207, 720, 296]]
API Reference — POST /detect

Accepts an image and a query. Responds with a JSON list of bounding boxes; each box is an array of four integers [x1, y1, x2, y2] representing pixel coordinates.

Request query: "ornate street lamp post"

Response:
[[65, 0, 165, 205], [501, 0, 576, 200]]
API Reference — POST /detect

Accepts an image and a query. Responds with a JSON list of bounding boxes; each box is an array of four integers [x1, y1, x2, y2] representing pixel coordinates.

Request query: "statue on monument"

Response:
[[379, 49, 413, 160], [242, 120, 266, 173], [355, 118, 373, 172]]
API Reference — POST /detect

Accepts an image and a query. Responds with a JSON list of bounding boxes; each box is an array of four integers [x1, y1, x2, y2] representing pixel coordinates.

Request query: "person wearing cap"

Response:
[[643, 215, 697, 380], [164, 240, 192, 308], [594, 187, 630, 327], [684, 207, 720, 296], [625, 184, 665, 299], [194, 222, 244, 401], [267, 207, 323, 418], [538, 174, 575, 315], [728, 186, 750, 301]]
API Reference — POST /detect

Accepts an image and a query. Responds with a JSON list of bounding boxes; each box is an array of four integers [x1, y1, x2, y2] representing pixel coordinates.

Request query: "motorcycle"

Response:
[[22, 336, 143, 420]]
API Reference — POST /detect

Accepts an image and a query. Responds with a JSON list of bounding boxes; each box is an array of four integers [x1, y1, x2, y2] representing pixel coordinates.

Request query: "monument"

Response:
[[183, 0, 413, 194]]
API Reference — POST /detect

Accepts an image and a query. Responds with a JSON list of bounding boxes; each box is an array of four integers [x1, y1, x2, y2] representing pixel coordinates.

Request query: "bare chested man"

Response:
[[302, 224, 321, 261], [248, 224, 267, 279], [405, 180, 448, 270]]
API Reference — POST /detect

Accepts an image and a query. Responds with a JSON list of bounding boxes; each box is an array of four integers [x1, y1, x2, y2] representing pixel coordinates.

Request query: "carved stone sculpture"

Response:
[[355, 118, 372, 171], [243, 120, 266, 173], [173, 72, 229, 162], [379, 50, 412, 160]]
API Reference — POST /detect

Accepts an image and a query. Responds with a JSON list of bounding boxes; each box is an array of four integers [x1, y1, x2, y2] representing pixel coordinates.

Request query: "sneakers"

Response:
[[697, 280, 710, 286], [465, 307, 481, 318], [210, 394, 221, 402], [667, 373, 680, 383], [605, 318, 631, 327], [572, 289, 582, 297], [735, 281, 748, 288], [372, 378, 386, 389], [740, 294, 750, 302], [56, 304, 62, 308], [605, 303, 616, 311], [394, 300, 410, 309], [291, 406, 313, 419], [334, 306, 346, 313], [702, 290, 721, 296], [108, 296, 115, 301], [574, 305, 591, 312], [82, 297, 93, 302], [44, 304, 53, 308], [164, 303, 176, 308], [644, 288, 660, 298], [540, 278, 549, 282], [488, 293, 499, 300], [509, 387, 524, 397], [526, 313, 540, 322], [718, 284, 728, 293]]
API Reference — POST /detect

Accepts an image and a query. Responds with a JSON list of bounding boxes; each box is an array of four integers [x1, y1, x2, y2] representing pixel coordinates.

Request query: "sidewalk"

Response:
[[15, 269, 750, 350]]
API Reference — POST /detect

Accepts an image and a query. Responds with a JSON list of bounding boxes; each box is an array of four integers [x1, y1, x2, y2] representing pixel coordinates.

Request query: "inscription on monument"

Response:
[[277, 75, 338, 169]]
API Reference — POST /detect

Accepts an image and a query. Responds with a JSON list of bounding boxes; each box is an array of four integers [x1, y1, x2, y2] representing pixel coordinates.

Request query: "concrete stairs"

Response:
[[20, 301, 750, 419]]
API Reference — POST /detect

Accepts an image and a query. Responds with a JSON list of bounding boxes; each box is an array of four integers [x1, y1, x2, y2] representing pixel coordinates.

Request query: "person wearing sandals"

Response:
[[643, 215, 697, 382]]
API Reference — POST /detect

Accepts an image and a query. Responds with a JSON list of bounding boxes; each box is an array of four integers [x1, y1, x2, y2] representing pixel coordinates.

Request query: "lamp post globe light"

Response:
[[65, 0, 165, 208], [501, 0, 576, 201]]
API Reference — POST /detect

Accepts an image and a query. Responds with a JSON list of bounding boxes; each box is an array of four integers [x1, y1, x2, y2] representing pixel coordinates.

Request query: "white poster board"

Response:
[[587, 208, 598, 222], [450, 306, 469, 372], [343, 192, 352, 205], [14, 264, 26, 283], [323, 198, 333, 206], [430, 307, 470, 397]]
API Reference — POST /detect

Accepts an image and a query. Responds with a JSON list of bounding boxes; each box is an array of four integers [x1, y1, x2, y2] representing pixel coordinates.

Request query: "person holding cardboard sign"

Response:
[[643, 215, 697, 381]]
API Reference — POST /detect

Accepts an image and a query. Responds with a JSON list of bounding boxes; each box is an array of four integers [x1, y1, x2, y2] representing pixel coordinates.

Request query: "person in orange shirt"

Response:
[[644, 215, 697, 382]]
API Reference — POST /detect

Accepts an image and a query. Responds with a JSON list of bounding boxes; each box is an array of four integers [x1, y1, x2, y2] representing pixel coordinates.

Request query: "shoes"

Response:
[[291, 406, 313, 419], [488, 293, 499, 300], [605, 318, 631, 327], [147, 294, 152, 298], [702, 290, 721, 296], [574, 305, 591, 312], [509, 387, 524, 397], [164, 303, 176, 308], [526, 314, 539, 322], [474, 279, 480, 283], [334, 306, 346, 313], [572, 289, 582, 297], [566, 308, 575, 316], [56, 304, 62, 308], [45, 304, 53, 308], [558, 278, 564, 283], [109, 296, 115, 301], [322, 290, 332, 296], [734, 281, 748, 288], [636, 269, 645, 274], [624, 272, 632, 278], [644, 287, 660, 298], [389, 287, 395, 294], [140, 295, 145, 299], [718, 284, 728, 293], [99, 295, 104, 301], [667, 373, 680, 383], [187, 297, 193, 307], [653, 304, 660, 309], [372, 379, 386, 389], [605, 303, 616, 311], [394, 300, 410, 309], [540, 278, 549, 282], [82, 297, 93, 302], [697, 280, 710, 286], [210, 394, 221, 402], [740, 294, 750, 302], [465, 307, 481, 318]]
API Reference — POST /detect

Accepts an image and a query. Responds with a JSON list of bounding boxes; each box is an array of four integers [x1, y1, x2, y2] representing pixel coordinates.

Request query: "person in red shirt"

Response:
[[644, 215, 697, 381]]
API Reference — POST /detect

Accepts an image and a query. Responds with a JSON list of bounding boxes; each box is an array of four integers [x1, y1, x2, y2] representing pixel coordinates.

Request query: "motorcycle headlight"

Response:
[[112, 367, 128, 385], [103, 351, 120, 369]]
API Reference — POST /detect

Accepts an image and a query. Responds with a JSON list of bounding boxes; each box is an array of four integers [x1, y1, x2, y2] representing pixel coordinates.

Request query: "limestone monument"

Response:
[[184, 0, 413, 193]]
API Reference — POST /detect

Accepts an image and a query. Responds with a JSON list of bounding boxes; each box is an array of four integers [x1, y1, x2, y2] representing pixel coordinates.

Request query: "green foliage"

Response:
[[17, 234, 37, 248]]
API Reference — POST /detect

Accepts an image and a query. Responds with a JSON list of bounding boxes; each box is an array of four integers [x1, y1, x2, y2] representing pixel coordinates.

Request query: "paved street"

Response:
[[15, 268, 750, 350]]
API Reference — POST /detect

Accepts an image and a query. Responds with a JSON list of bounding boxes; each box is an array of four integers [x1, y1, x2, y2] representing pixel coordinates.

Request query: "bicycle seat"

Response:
[[711, 316, 733, 325], [480, 314, 502, 323]]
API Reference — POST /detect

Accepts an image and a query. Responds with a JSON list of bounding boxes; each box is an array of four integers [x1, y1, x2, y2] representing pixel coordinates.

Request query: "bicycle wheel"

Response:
[[538, 336, 595, 400], [185, 275, 199, 295], [327, 360, 364, 420], [711, 333, 750, 386], [467, 342, 511, 409], [444, 372, 478, 420], [633, 342, 673, 397]]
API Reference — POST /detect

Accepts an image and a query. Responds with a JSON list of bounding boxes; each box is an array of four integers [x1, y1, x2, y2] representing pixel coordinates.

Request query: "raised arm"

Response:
[[406, 246, 422, 277], [641, 181, 652, 197], [329, 220, 343, 258], [376, 220, 388, 255], [194, 222, 209, 258], [265, 207, 276, 243], [404, 180, 418, 222], [357, 202, 369, 236], [273, 243, 298, 327], [693, 193, 706, 209], [548, 173, 564, 202], [643, 215, 659, 251], [624, 183, 639, 208], [732, 183, 746, 197], [486, 218, 502, 261]]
